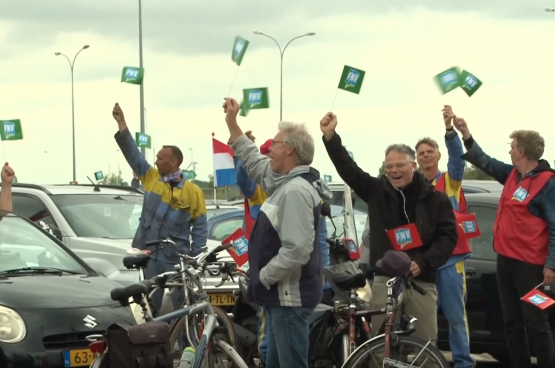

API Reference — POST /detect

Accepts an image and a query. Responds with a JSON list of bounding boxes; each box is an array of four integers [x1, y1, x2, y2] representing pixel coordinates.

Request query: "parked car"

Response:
[[436, 192, 555, 362], [0, 183, 238, 299], [207, 204, 367, 245], [0, 211, 136, 367]]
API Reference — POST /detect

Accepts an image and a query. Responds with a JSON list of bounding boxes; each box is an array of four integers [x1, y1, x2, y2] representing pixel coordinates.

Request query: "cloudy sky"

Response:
[[1, 0, 554, 185]]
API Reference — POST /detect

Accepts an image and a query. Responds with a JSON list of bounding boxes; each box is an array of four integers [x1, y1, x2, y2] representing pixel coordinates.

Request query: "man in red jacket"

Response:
[[455, 116, 555, 368]]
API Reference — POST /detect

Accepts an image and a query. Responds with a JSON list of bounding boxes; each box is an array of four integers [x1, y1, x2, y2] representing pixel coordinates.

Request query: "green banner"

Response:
[[182, 170, 196, 180], [121, 66, 145, 85], [338, 65, 365, 94], [0, 119, 23, 141], [94, 171, 104, 181], [459, 70, 482, 97], [231, 36, 249, 66], [239, 100, 249, 117], [434, 67, 461, 94], [243, 88, 270, 110], [135, 133, 152, 148], [324, 174, 332, 183]]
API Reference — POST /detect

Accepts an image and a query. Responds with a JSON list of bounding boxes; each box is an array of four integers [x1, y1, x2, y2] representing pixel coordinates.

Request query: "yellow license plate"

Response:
[[210, 293, 236, 306], [63, 348, 95, 367]]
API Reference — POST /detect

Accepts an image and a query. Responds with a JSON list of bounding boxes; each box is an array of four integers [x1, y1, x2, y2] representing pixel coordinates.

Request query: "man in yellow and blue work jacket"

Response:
[[112, 103, 208, 314], [232, 132, 331, 367], [415, 105, 474, 368]]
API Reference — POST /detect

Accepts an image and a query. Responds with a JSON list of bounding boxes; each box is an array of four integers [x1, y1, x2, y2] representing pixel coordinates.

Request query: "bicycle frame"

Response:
[[339, 277, 405, 367]]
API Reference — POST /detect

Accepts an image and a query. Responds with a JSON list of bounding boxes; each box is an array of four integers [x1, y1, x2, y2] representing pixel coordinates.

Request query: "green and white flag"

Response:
[[121, 66, 144, 85], [459, 70, 482, 97], [135, 132, 152, 148], [347, 151, 354, 159], [338, 65, 366, 94], [239, 100, 249, 117], [231, 36, 249, 66], [94, 171, 104, 181], [182, 170, 196, 180], [243, 88, 270, 110], [0, 119, 23, 141], [324, 174, 332, 183], [434, 67, 461, 95], [13, 176, 18, 183]]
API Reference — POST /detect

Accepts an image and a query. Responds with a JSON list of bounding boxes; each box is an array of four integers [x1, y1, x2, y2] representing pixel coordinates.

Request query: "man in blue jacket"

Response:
[[231, 130, 332, 367]]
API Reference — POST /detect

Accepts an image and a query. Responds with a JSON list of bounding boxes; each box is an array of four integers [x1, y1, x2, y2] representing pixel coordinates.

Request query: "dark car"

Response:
[[436, 192, 555, 363], [0, 211, 136, 368]]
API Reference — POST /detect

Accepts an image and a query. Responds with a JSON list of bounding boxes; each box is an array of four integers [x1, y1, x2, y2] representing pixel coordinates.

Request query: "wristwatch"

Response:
[[446, 126, 454, 131]]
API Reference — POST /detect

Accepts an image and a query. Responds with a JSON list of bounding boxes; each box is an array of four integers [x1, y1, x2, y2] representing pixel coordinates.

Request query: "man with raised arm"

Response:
[[222, 97, 332, 368], [415, 105, 473, 368], [454, 114, 555, 368], [0, 163, 15, 212], [112, 103, 207, 314], [320, 111, 457, 346]]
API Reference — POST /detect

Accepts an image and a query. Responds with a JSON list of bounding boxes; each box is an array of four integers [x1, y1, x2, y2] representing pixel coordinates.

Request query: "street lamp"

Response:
[[55, 44, 90, 183], [253, 31, 316, 121], [546, 7, 555, 12]]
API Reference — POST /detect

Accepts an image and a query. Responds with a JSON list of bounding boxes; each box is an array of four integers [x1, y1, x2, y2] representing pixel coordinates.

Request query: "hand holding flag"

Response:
[[1, 163, 15, 184], [320, 112, 338, 141]]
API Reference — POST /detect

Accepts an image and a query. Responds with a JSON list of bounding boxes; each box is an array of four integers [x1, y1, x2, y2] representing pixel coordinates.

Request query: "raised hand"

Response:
[[113, 103, 125, 123], [1, 163, 15, 184], [442, 105, 455, 128], [245, 130, 256, 143], [453, 116, 471, 140], [222, 98, 240, 125], [320, 112, 338, 141]]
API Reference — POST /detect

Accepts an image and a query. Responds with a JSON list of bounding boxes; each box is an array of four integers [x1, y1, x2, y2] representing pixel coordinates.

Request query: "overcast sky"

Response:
[[1, 0, 554, 186]]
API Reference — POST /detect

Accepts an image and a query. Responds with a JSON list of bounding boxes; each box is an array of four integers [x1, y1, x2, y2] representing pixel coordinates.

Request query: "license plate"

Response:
[[63, 348, 94, 367], [210, 293, 236, 306]]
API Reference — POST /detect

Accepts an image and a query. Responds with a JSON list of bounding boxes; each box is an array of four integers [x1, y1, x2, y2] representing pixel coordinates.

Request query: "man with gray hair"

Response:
[[222, 98, 332, 368], [320, 112, 457, 347]]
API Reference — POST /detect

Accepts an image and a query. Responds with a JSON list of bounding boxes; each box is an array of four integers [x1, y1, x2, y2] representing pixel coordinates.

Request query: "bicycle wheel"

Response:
[[345, 335, 450, 368], [206, 339, 249, 368], [169, 306, 237, 354]]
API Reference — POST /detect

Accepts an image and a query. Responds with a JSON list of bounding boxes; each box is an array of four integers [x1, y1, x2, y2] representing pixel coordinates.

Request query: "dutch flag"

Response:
[[212, 137, 236, 187]]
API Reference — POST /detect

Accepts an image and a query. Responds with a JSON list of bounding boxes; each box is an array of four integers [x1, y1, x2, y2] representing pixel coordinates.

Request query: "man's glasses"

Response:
[[384, 162, 413, 170]]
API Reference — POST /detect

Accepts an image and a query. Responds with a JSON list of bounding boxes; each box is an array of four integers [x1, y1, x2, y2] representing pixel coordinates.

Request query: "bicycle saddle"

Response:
[[332, 273, 367, 291], [122, 253, 151, 270]]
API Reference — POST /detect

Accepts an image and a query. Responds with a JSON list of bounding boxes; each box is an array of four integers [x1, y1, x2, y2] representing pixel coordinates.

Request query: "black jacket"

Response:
[[323, 133, 458, 283]]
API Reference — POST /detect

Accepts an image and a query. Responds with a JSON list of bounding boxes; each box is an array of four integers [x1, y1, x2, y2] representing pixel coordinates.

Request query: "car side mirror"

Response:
[[321, 202, 332, 218]]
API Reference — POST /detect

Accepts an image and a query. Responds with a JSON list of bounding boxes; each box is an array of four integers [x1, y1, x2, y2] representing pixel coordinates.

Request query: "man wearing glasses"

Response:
[[321, 112, 457, 345]]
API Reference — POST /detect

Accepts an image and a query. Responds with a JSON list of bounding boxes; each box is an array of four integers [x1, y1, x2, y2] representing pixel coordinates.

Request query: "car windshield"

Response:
[[51, 194, 143, 239], [0, 212, 86, 273]]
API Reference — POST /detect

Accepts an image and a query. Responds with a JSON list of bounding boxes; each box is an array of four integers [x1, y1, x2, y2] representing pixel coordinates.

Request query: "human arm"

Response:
[[235, 158, 258, 199], [188, 183, 208, 254], [231, 135, 272, 187], [453, 117, 514, 185], [112, 104, 154, 183], [320, 113, 380, 203], [319, 216, 330, 269], [411, 194, 458, 271], [259, 190, 316, 288], [0, 163, 14, 212], [541, 179, 555, 274]]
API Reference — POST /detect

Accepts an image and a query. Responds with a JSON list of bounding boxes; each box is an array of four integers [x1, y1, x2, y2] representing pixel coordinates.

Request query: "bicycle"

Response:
[[86, 245, 248, 368], [122, 239, 238, 364], [338, 274, 450, 368]]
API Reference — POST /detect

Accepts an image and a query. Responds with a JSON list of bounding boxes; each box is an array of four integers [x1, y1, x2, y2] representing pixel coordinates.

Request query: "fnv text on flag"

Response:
[[212, 136, 236, 187]]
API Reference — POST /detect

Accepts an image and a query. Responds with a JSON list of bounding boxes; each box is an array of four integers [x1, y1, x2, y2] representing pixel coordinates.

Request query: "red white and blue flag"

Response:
[[212, 136, 236, 187]]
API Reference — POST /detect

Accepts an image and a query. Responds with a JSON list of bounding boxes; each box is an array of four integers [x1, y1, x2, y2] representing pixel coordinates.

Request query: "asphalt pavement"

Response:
[[443, 351, 537, 367]]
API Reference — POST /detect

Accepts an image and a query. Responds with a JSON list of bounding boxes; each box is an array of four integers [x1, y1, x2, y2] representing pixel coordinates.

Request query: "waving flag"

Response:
[[212, 136, 236, 187]]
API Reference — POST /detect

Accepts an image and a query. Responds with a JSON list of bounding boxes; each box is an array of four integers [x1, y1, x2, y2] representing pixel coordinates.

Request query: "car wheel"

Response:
[[490, 352, 510, 363]]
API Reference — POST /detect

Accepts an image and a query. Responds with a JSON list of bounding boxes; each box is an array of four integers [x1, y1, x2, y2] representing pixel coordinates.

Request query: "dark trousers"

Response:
[[497, 255, 555, 368], [264, 305, 315, 368]]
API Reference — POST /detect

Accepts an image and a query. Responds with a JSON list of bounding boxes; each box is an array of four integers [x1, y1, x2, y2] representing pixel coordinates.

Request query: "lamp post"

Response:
[[545, 7, 555, 12], [138, 0, 146, 158], [55, 45, 90, 183], [253, 31, 315, 121]]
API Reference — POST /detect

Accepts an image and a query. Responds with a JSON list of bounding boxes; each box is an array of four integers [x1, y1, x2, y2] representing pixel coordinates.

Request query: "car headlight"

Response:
[[0, 305, 26, 343]]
